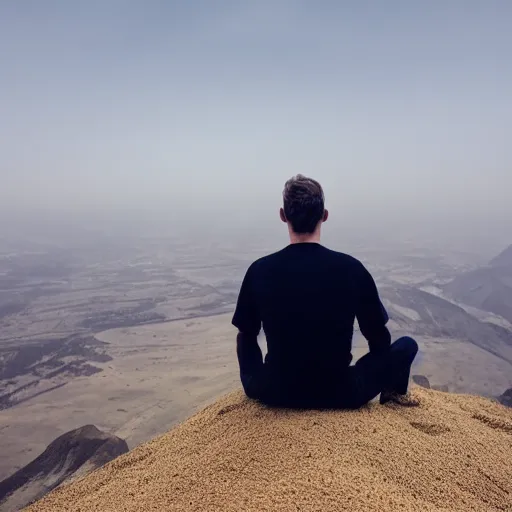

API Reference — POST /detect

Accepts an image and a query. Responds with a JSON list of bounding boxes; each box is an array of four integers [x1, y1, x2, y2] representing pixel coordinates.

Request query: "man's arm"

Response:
[[232, 265, 263, 373], [355, 263, 391, 354], [236, 331, 263, 374]]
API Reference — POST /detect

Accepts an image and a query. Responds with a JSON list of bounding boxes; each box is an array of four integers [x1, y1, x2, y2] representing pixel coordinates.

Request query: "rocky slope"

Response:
[[444, 243, 512, 324], [384, 286, 512, 364], [0, 425, 128, 511], [27, 388, 512, 512], [499, 388, 512, 407]]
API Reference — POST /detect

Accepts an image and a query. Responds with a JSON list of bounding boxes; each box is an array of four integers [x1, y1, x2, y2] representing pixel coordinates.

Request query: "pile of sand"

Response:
[[28, 388, 512, 511]]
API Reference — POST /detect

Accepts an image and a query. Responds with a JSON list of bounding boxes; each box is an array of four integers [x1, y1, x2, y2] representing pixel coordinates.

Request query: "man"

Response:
[[232, 174, 419, 408]]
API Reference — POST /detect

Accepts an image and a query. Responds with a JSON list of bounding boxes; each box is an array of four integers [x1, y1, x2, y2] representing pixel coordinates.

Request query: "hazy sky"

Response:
[[1, 1, 511, 232]]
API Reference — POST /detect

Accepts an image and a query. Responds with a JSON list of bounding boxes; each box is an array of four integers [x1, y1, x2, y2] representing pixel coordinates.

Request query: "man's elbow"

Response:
[[363, 326, 391, 353]]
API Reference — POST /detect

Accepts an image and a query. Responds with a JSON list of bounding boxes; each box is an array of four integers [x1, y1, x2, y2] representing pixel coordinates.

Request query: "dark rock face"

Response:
[[498, 388, 512, 407], [0, 425, 128, 510], [412, 375, 431, 389]]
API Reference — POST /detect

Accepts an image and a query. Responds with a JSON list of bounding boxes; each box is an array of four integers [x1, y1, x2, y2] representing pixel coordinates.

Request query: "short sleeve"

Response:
[[232, 265, 261, 336]]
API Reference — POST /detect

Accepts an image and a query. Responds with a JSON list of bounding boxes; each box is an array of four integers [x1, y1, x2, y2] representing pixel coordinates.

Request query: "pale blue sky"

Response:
[[1, 1, 511, 233]]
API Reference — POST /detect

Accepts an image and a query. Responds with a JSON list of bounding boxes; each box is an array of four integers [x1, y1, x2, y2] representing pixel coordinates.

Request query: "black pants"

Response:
[[240, 337, 419, 409]]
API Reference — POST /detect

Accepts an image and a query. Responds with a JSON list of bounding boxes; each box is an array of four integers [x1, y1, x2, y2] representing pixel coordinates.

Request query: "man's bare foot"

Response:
[[380, 391, 420, 407]]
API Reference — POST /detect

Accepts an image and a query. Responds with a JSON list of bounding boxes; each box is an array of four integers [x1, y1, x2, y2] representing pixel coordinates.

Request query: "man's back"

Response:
[[232, 243, 390, 386]]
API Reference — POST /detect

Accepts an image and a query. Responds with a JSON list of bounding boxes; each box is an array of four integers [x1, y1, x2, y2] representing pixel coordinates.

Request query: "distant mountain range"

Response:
[[444, 244, 512, 324]]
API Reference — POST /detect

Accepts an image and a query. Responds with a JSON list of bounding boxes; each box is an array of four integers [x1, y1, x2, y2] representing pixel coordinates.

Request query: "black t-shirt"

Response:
[[232, 243, 390, 381]]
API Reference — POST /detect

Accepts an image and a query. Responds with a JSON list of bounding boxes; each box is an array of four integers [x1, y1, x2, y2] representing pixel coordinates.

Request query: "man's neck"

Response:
[[288, 227, 321, 245]]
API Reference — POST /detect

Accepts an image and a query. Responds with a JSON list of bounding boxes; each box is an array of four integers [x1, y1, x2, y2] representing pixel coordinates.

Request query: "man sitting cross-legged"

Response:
[[233, 174, 419, 408]]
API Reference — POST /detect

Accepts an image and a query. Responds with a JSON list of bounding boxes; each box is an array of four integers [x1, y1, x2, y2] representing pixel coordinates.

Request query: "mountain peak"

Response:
[[489, 244, 512, 267], [27, 389, 512, 512]]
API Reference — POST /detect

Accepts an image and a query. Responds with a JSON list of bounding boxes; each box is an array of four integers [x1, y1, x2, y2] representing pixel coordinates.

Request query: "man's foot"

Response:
[[380, 390, 420, 407]]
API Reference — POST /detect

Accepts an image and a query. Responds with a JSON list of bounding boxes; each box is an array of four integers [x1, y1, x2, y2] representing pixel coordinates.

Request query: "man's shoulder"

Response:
[[247, 248, 288, 272], [322, 247, 365, 268]]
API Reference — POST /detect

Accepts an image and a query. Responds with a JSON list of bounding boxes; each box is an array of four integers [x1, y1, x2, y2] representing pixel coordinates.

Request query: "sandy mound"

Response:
[[27, 388, 512, 512]]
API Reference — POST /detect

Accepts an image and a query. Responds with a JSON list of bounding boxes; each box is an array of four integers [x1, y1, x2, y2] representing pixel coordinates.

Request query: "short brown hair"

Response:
[[282, 175, 325, 234]]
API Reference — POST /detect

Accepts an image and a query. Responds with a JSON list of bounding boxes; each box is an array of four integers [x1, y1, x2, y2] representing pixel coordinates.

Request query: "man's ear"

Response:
[[280, 208, 287, 223], [322, 209, 329, 223]]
